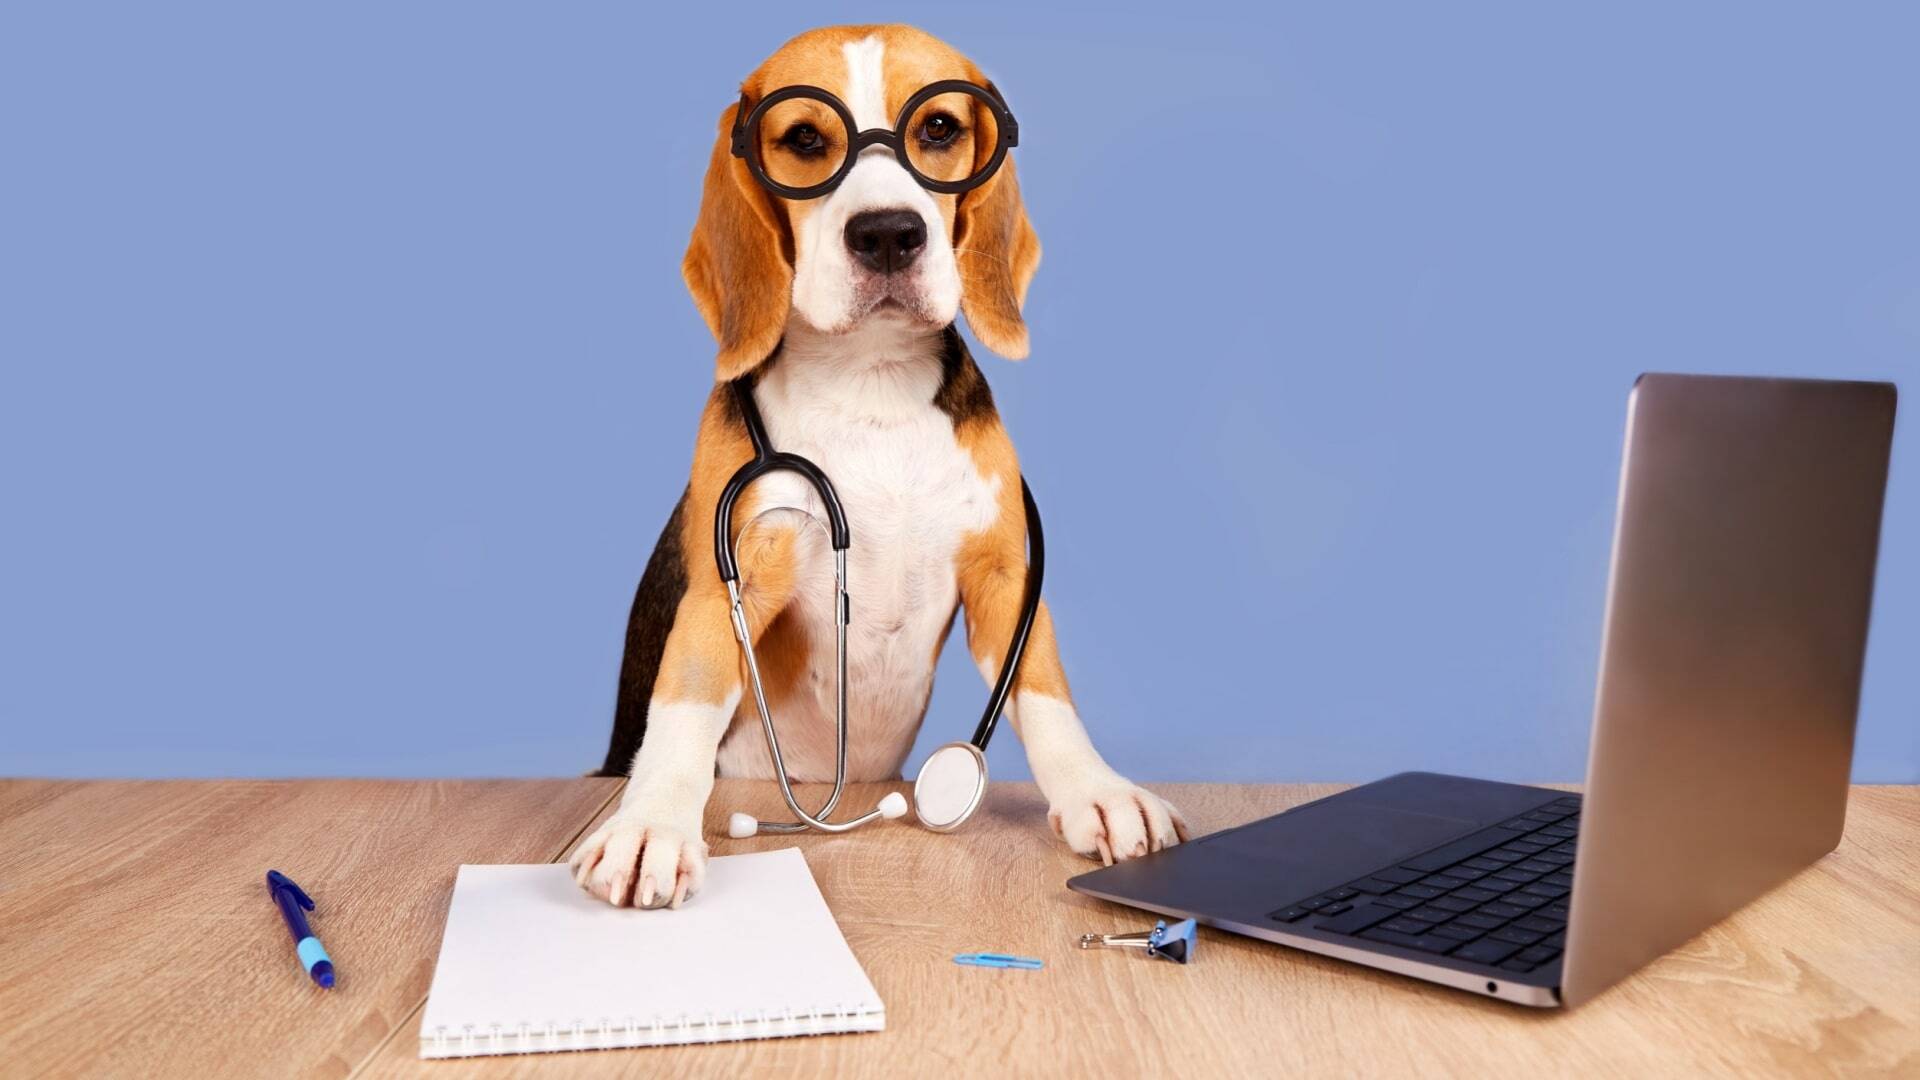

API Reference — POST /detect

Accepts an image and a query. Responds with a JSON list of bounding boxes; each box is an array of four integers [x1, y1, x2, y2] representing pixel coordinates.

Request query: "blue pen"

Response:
[[266, 870, 335, 988]]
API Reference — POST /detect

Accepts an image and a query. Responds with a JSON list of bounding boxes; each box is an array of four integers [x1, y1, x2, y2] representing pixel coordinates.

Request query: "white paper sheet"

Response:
[[418, 847, 883, 1057]]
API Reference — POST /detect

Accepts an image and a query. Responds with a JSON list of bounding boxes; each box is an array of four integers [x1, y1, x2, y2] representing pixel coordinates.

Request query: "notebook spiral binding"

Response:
[[422, 1001, 885, 1058]]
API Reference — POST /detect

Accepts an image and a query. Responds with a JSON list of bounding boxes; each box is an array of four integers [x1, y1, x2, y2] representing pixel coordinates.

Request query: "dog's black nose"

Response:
[[844, 209, 927, 274]]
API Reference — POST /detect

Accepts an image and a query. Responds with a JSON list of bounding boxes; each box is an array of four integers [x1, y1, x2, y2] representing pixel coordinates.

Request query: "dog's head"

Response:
[[684, 25, 1041, 380]]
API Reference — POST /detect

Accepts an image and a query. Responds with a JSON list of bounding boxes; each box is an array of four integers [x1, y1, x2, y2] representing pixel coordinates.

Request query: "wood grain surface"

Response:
[[3, 780, 1915, 1078], [0, 779, 620, 1080], [358, 781, 1919, 1079]]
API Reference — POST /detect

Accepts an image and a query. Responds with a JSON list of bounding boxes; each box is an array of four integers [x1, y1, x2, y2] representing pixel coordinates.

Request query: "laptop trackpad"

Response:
[[1202, 798, 1477, 885]]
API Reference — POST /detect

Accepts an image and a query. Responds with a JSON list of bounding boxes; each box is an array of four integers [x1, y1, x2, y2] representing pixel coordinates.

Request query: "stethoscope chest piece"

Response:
[[912, 741, 988, 831]]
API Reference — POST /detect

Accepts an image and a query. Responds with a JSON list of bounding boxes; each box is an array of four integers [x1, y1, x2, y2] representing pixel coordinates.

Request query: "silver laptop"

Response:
[[1070, 374, 1897, 1007]]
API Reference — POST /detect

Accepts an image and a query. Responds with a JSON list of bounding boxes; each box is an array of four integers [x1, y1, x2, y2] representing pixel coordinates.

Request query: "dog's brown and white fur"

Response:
[[572, 25, 1184, 908]]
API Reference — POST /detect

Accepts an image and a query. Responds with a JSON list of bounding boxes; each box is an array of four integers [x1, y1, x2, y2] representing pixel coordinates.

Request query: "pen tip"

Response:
[[313, 961, 335, 989]]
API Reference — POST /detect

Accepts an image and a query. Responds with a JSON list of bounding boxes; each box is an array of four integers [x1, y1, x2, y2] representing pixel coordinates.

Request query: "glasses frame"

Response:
[[729, 80, 1019, 200]]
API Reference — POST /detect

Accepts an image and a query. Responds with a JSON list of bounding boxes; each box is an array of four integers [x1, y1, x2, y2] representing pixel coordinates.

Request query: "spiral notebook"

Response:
[[418, 847, 884, 1058]]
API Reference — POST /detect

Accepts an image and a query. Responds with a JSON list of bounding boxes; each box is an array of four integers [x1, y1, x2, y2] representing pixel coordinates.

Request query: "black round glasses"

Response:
[[730, 81, 1019, 200]]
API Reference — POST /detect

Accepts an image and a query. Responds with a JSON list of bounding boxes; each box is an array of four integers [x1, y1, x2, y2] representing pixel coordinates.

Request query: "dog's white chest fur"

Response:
[[712, 328, 1001, 781]]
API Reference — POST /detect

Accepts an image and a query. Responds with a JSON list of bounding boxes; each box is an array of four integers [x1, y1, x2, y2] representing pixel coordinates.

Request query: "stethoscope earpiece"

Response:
[[726, 812, 759, 839]]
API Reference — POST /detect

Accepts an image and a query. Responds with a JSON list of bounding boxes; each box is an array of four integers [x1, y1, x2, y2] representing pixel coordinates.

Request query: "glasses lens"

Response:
[[902, 86, 999, 191], [752, 94, 851, 195]]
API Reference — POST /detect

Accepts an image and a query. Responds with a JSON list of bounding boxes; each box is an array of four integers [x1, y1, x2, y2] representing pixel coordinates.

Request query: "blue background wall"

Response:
[[3, 3, 1914, 781]]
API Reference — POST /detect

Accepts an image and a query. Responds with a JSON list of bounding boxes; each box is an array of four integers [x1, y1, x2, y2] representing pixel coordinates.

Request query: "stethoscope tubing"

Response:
[[714, 450, 850, 581], [969, 475, 1042, 751]]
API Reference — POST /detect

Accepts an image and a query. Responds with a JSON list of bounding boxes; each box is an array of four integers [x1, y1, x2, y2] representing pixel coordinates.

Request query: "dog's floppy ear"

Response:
[[683, 99, 792, 381], [955, 83, 1041, 360]]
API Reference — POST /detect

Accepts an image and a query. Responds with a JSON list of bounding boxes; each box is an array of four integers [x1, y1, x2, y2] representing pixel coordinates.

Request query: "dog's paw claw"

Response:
[[1048, 783, 1187, 863], [567, 814, 708, 908]]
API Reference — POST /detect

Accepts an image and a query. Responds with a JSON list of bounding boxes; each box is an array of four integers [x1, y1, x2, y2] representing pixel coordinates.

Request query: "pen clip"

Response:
[[267, 870, 315, 911]]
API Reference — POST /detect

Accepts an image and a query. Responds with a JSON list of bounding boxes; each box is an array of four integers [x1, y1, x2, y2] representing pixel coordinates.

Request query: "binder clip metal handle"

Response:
[[1077, 918, 1197, 964]]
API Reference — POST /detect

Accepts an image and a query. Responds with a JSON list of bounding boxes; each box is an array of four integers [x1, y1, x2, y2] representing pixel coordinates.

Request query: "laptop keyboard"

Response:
[[1268, 794, 1581, 974]]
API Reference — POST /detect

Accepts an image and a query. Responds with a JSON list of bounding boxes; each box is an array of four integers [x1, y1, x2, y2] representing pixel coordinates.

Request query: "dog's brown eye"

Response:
[[918, 113, 961, 147], [780, 124, 826, 155]]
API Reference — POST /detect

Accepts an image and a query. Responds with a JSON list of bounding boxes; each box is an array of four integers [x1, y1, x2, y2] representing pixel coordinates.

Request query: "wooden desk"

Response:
[[3, 781, 1915, 1077]]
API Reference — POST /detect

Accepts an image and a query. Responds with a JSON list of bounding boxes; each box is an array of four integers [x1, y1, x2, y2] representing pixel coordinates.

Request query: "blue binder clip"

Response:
[[954, 952, 1045, 970], [1078, 919, 1197, 964]]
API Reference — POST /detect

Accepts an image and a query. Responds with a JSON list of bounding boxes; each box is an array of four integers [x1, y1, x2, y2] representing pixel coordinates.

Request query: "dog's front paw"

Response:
[[1047, 782, 1189, 865], [568, 812, 708, 908]]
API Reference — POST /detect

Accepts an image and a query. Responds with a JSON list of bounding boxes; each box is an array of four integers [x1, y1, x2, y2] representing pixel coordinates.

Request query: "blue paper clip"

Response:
[[954, 952, 1044, 970]]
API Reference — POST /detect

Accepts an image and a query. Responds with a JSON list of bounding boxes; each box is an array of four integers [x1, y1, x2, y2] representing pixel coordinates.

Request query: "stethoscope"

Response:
[[716, 378, 1043, 838]]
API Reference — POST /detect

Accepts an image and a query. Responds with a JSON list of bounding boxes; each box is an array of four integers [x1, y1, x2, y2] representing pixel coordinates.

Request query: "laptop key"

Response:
[[1545, 871, 1574, 887], [1505, 893, 1551, 910], [1398, 825, 1534, 873], [1489, 927, 1543, 946], [1326, 887, 1359, 901], [1442, 865, 1489, 881], [1461, 856, 1507, 872], [1516, 860, 1559, 874], [1480, 849, 1525, 863], [1522, 883, 1570, 899], [1499, 958, 1538, 972], [1375, 894, 1421, 910], [1359, 927, 1460, 954], [1314, 902, 1399, 936], [1406, 906, 1456, 923], [1493, 868, 1542, 884], [1451, 887, 1501, 903], [1453, 912, 1507, 930], [1271, 906, 1312, 922], [1348, 878, 1399, 895], [1478, 902, 1527, 919], [1420, 874, 1468, 890], [1380, 917, 1433, 935], [1431, 896, 1478, 913], [1302, 897, 1333, 910], [1319, 901, 1353, 916], [1516, 915, 1564, 933], [1372, 867, 1427, 885], [1395, 884, 1446, 899], [1431, 922, 1485, 942], [1472, 878, 1518, 895], [1519, 945, 1563, 963], [1451, 938, 1522, 965]]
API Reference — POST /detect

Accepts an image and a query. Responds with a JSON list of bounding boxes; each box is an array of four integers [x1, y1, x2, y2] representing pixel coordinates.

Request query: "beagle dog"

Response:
[[572, 24, 1185, 908]]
